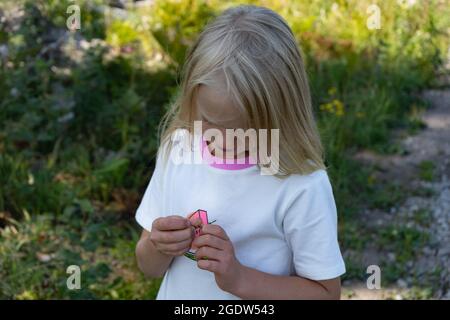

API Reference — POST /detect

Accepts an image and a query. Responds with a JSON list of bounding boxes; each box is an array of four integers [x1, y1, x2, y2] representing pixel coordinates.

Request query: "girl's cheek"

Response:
[[202, 125, 226, 145], [202, 122, 217, 134]]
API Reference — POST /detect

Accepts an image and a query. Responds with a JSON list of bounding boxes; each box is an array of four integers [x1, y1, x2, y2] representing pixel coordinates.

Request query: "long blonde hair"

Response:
[[158, 4, 325, 177]]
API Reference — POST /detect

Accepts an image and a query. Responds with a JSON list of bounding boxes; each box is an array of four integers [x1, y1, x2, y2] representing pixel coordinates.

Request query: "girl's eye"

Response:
[[203, 119, 221, 128]]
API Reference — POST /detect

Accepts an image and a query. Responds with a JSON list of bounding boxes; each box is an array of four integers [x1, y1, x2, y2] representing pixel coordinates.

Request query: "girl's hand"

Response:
[[192, 224, 244, 293], [150, 215, 201, 257]]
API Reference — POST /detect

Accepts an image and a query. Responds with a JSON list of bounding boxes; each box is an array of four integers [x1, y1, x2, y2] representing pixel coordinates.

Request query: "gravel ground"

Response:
[[343, 89, 450, 300]]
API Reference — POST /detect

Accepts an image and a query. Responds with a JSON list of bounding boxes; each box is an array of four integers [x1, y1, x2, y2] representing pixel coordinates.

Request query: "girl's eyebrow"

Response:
[[199, 108, 243, 129], [196, 101, 215, 123], [199, 110, 218, 124], [200, 111, 228, 128]]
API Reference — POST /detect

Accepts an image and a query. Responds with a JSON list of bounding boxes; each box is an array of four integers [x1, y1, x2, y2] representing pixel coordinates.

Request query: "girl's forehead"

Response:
[[197, 83, 234, 113], [195, 82, 246, 127]]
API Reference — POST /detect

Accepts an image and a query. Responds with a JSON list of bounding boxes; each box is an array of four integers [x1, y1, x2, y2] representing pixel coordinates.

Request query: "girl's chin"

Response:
[[207, 142, 247, 156], [210, 145, 233, 152], [216, 148, 239, 154], [215, 149, 248, 158]]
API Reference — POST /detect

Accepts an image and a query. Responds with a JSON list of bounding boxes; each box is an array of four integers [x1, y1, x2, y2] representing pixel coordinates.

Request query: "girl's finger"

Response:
[[195, 246, 222, 262], [197, 259, 220, 273], [189, 217, 203, 228], [154, 216, 189, 231], [158, 238, 192, 252], [163, 249, 189, 257], [193, 233, 227, 250], [154, 227, 193, 243], [200, 224, 230, 241]]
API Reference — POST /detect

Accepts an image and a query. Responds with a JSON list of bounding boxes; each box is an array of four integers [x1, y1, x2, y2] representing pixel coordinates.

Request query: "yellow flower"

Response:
[[320, 103, 332, 112], [367, 173, 376, 186], [320, 99, 345, 116], [328, 87, 337, 96], [332, 99, 345, 116]]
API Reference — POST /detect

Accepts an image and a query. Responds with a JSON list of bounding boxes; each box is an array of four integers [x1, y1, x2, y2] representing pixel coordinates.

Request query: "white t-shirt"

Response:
[[135, 129, 346, 300]]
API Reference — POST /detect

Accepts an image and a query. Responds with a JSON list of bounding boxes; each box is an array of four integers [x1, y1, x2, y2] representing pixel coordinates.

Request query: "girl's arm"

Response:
[[232, 265, 341, 299], [194, 223, 342, 299], [135, 229, 174, 278]]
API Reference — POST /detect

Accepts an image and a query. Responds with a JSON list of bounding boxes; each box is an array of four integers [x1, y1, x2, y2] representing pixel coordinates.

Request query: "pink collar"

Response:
[[200, 136, 256, 170]]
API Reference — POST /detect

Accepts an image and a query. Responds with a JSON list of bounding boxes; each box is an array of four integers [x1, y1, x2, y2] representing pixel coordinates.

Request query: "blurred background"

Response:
[[0, 0, 449, 299]]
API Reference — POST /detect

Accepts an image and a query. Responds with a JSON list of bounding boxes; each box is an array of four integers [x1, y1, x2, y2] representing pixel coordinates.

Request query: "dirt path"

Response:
[[342, 89, 450, 300]]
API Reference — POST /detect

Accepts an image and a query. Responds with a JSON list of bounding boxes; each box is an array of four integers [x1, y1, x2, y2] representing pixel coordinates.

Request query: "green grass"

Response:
[[376, 226, 430, 264], [341, 257, 367, 282], [411, 186, 435, 198], [368, 182, 408, 211], [0, 209, 162, 299], [339, 220, 372, 251], [412, 208, 433, 228], [418, 160, 436, 182]]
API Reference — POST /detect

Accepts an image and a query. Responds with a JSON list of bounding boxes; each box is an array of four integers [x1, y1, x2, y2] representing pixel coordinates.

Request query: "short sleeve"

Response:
[[135, 148, 166, 231], [282, 171, 346, 280]]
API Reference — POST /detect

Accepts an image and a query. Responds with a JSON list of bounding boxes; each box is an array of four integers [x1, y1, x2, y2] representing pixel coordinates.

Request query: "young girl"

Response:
[[135, 5, 345, 300]]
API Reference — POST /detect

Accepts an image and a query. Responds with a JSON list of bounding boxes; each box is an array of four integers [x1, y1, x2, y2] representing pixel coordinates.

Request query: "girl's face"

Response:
[[195, 78, 249, 159]]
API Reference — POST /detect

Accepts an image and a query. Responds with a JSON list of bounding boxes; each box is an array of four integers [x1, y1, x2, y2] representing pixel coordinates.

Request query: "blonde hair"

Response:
[[158, 4, 325, 177]]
